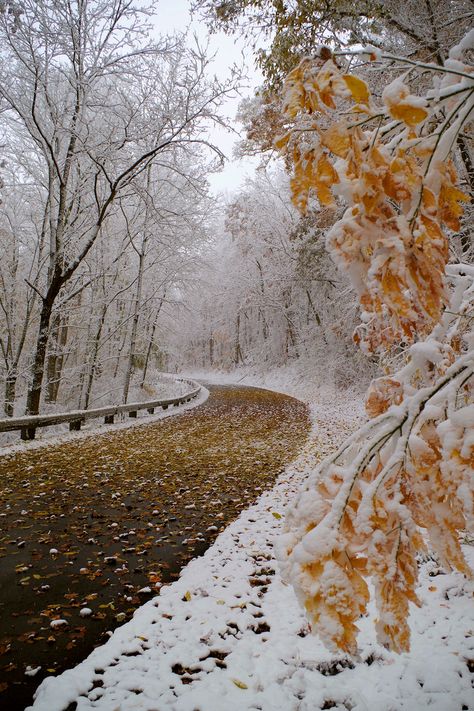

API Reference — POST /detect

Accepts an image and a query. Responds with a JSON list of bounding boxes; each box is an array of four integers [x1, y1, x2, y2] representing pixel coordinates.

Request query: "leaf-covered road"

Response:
[[0, 384, 310, 710]]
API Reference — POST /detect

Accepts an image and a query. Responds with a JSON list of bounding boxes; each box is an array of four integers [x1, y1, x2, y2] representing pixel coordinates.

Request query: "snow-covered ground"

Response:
[[187, 363, 368, 416], [28, 374, 474, 711]]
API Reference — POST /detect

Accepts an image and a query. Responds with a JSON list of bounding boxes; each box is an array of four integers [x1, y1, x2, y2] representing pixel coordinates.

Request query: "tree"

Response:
[[194, 0, 474, 89], [169, 166, 372, 391], [0, 176, 41, 415], [275, 35, 473, 653], [196, 0, 474, 225], [0, 0, 237, 419]]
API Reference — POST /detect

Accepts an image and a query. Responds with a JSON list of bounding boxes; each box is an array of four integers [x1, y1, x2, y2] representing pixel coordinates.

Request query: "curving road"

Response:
[[0, 384, 310, 710]]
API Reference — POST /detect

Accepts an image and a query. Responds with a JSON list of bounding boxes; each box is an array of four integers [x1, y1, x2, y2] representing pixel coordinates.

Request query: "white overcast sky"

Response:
[[151, 0, 263, 196]]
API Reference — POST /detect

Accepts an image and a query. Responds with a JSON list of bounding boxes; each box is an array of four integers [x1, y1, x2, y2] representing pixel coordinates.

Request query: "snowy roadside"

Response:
[[28, 387, 474, 711], [0, 384, 209, 459]]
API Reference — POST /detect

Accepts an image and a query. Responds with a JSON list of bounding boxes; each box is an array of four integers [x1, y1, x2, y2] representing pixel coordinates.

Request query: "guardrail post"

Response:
[[69, 420, 82, 432], [21, 427, 36, 441], [104, 415, 114, 424], [147, 407, 154, 414], [162, 404, 168, 410], [129, 411, 137, 418]]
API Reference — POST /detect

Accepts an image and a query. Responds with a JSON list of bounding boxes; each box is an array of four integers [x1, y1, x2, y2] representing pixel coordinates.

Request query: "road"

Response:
[[0, 384, 310, 710]]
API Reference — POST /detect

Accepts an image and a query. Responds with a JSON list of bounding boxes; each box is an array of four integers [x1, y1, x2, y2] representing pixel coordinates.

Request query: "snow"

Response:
[[27, 378, 474, 711], [361, 45, 382, 62], [0, 382, 209, 458], [449, 28, 474, 60], [49, 620, 68, 630], [381, 78, 430, 118], [185, 365, 368, 416], [451, 404, 474, 428], [25, 667, 42, 678]]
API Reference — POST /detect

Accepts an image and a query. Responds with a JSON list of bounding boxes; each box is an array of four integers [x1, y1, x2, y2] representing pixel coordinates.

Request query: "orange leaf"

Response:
[[389, 103, 428, 126], [319, 89, 336, 109], [439, 184, 470, 231], [274, 132, 291, 151], [321, 124, 351, 158], [421, 187, 437, 212], [316, 183, 335, 206], [343, 75, 370, 105], [317, 154, 339, 184]]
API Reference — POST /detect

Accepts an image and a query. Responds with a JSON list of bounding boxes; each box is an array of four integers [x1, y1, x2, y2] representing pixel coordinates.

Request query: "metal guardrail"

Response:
[[0, 378, 201, 441]]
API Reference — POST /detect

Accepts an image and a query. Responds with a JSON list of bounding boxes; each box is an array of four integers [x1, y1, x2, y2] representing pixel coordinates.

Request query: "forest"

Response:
[[0, 1, 471, 417], [0, 1, 473, 710]]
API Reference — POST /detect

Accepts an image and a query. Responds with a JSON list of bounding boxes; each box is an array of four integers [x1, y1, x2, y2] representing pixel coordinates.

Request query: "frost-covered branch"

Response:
[[276, 31, 474, 655]]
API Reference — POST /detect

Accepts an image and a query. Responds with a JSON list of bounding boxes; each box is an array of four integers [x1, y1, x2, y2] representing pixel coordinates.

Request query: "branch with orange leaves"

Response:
[[276, 35, 473, 353], [275, 33, 474, 653], [278, 266, 473, 654]]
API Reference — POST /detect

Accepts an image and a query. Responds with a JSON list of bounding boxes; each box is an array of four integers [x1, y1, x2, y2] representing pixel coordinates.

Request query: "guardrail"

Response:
[[0, 378, 201, 441]]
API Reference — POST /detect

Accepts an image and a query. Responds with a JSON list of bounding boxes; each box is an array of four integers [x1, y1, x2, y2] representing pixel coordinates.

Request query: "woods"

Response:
[[3, 2, 471, 421], [0, 2, 473, 704], [0, 0, 233, 418]]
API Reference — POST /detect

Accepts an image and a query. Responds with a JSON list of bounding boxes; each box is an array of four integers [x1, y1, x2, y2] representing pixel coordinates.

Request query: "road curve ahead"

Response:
[[0, 384, 310, 710]]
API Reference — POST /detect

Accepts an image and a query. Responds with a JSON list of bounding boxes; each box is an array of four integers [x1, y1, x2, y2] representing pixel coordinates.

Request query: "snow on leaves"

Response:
[[276, 39, 474, 656], [277, 49, 472, 353], [280, 293, 474, 653]]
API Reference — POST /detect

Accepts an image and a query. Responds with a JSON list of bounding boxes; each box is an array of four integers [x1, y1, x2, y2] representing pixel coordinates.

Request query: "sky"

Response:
[[151, 0, 263, 196]]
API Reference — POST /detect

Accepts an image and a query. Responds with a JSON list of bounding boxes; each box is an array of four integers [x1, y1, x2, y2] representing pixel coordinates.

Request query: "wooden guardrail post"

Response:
[[21, 427, 36, 441]]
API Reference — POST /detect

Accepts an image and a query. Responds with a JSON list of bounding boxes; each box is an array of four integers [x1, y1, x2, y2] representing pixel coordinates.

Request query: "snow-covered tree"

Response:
[[276, 34, 473, 653], [170, 168, 372, 387], [0, 0, 237, 418]]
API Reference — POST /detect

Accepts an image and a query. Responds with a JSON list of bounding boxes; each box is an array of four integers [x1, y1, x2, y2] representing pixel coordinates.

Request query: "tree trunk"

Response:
[[140, 293, 166, 387], [209, 333, 214, 366], [45, 313, 69, 403], [141, 321, 156, 387], [83, 307, 106, 410], [123, 252, 144, 404], [256, 260, 269, 340], [25, 296, 55, 415], [234, 312, 244, 366], [283, 288, 298, 360], [4, 368, 17, 417]]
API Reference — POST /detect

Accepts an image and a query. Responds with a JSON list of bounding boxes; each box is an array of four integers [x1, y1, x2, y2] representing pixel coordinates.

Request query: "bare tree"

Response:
[[0, 0, 238, 419]]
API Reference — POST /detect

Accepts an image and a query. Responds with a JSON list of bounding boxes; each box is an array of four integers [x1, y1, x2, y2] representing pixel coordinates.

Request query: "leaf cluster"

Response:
[[276, 39, 473, 654]]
